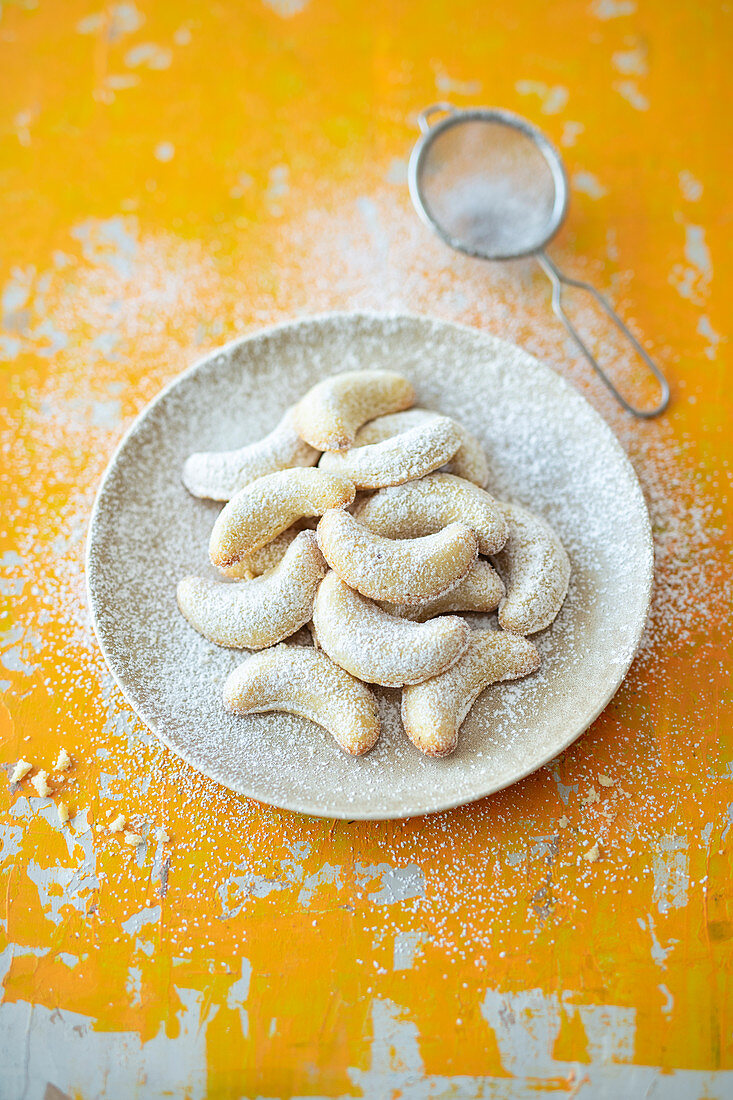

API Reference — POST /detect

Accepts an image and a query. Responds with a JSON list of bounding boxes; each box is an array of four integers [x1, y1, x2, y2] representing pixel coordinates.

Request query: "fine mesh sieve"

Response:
[[408, 103, 669, 418]]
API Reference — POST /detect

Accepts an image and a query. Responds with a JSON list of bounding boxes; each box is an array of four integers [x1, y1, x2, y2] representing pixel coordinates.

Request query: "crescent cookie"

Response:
[[177, 531, 327, 649], [355, 473, 508, 555], [351, 409, 491, 488], [317, 508, 478, 605], [318, 414, 461, 490], [293, 370, 415, 452], [402, 630, 541, 757], [209, 468, 355, 575], [221, 520, 317, 581], [379, 559, 504, 621], [182, 406, 320, 501], [492, 501, 571, 635], [312, 571, 470, 687], [223, 644, 380, 756]]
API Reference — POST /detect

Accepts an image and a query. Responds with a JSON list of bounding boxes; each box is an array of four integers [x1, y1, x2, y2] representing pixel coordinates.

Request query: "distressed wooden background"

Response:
[[1, 0, 731, 1096]]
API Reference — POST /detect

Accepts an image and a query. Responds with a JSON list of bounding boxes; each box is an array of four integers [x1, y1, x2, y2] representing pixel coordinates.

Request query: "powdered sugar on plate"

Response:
[[86, 313, 652, 817]]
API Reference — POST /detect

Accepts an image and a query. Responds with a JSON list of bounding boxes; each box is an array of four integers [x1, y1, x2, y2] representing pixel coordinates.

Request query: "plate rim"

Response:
[[85, 309, 654, 819]]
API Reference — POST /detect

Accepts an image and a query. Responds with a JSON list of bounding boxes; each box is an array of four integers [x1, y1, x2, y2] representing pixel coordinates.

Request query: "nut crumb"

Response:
[[10, 760, 32, 784], [156, 827, 170, 843], [597, 774, 614, 787], [109, 814, 125, 834], [54, 748, 72, 771], [583, 842, 601, 863], [31, 770, 51, 798], [124, 831, 144, 846], [558, 815, 570, 829], [582, 787, 600, 806], [57, 801, 69, 825]]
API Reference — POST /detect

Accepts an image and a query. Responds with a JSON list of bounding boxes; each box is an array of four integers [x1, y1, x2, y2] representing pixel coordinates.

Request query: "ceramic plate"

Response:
[[86, 312, 652, 819]]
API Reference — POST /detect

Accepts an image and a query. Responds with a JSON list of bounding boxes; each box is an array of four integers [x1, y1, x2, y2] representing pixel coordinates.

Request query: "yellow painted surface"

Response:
[[1, 1, 731, 1096]]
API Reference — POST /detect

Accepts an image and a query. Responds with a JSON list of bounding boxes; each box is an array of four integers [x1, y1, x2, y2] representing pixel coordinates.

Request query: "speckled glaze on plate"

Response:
[[86, 312, 653, 819]]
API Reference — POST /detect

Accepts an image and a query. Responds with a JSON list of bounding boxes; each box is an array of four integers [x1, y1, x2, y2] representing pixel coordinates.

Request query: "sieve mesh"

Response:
[[415, 117, 561, 259]]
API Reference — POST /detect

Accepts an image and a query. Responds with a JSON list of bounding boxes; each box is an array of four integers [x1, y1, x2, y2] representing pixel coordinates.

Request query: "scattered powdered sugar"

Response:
[[3, 184, 728, 967], [86, 313, 652, 817]]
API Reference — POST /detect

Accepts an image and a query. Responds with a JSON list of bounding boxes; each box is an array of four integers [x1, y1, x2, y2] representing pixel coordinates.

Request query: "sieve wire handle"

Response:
[[536, 251, 669, 418], [416, 103, 456, 134]]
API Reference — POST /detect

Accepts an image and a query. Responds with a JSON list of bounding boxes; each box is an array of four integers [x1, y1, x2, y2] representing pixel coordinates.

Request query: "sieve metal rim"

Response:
[[408, 104, 570, 262]]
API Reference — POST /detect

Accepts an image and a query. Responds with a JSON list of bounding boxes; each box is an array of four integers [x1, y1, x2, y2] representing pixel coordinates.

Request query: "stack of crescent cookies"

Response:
[[177, 370, 570, 758]]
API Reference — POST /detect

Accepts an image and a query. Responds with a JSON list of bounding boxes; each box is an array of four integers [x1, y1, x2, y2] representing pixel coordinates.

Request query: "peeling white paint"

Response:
[[0, 988, 214, 1099], [684, 225, 712, 279], [0, 577, 25, 596], [26, 856, 99, 925], [261, 0, 310, 16], [386, 158, 408, 185], [545, 761, 578, 805], [124, 43, 173, 70], [573, 170, 607, 199], [670, 224, 712, 303], [226, 957, 252, 1037], [591, 0, 636, 17], [77, 4, 144, 39], [71, 217, 138, 279], [614, 80, 649, 110], [347, 995, 730, 1096], [355, 863, 426, 905], [121, 905, 161, 936], [155, 141, 175, 163], [482, 988, 563, 1074], [1, 624, 41, 676], [679, 170, 703, 202], [0, 943, 50, 988], [297, 863, 342, 907], [0, 823, 24, 862], [560, 120, 585, 147], [652, 835, 689, 914], [393, 930, 425, 972], [698, 316, 722, 361], [56, 952, 80, 969], [637, 912, 678, 968], [516, 80, 568, 115], [612, 45, 648, 76], [573, 1003, 635, 1063], [434, 68, 481, 96], [126, 964, 143, 1007], [218, 857, 425, 917], [1, 548, 26, 571]]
